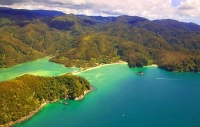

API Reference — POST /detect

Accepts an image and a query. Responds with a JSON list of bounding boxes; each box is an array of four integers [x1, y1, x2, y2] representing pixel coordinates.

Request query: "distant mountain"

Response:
[[154, 19, 200, 33], [0, 8, 200, 72], [0, 7, 65, 17], [30, 10, 66, 17]]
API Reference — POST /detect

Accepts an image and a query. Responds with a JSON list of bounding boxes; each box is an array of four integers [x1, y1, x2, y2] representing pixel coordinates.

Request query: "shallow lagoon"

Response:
[[1, 58, 200, 127], [0, 57, 78, 81]]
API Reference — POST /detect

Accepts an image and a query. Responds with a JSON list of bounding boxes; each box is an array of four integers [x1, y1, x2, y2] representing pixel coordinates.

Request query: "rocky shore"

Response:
[[0, 88, 92, 127], [0, 102, 47, 127], [74, 88, 92, 100]]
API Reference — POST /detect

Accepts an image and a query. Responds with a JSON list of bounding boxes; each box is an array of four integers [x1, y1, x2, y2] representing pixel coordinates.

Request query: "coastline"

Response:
[[1, 61, 156, 127], [0, 56, 50, 70], [74, 88, 92, 100], [72, 62, 159, 75], [72, 61, 128, 75], [143, 64, 158, 67], [0, 102, 48, 127], [0, 87, 92, 127]]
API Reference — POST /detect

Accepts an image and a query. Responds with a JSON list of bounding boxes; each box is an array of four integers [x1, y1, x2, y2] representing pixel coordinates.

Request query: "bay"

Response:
[[2, 59, 200, 127], [0, 57, 79, 81]]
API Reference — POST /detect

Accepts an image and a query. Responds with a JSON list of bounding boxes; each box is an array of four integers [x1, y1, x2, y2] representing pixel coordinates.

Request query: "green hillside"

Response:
[[1, 9, 200, 72], [0, 74, 91, 125], [1, 8, 200, 126]]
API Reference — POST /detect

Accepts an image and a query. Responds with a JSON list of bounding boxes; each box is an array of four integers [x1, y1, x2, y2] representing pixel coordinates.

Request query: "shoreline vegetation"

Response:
[[1, 57, 198, 127], [72, 61, 128, 75], [0, 61, 168, 127], [1, 101, 49, 127], [144, 64, 158, 67], [0, 57, 188, 127], [0, 74, 92, 127], [72, 62, 159, 75], [1, 88, 92, 127], [1, 9, 200, 73], [74, 88, 92, 100], [1, 60, 126, 127], [0, 60, 129, 127]]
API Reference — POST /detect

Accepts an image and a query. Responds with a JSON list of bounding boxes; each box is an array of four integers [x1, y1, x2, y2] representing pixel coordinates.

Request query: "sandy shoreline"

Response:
[[72, 62, 128, 75], [72, 63, 159, 75], [144, 64, 158, 67]]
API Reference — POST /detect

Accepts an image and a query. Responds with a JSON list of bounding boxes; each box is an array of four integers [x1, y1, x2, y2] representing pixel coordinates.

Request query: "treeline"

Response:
[[50, 34, 121, 68], [0, 74, 91, 125], [157, 53, 200, 72]]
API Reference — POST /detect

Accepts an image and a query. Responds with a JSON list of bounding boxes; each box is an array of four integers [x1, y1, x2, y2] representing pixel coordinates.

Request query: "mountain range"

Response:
[[1, 8, 200, 72]]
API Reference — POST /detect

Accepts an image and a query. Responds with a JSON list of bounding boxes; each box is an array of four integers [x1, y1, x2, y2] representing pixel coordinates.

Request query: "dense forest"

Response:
[[1, 7, 200, 127], [1, 8, 200, 72], [0, 74, 91, 125]]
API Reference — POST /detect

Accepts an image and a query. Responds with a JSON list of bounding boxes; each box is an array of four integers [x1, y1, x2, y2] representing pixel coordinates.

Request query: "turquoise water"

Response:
[[0, 57, 78, 81], [2, 59, 200, 127]]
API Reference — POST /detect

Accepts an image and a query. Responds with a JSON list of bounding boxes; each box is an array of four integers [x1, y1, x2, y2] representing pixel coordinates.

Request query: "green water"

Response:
[[2, 59, 200, 127], [0, 57, 78, 81]]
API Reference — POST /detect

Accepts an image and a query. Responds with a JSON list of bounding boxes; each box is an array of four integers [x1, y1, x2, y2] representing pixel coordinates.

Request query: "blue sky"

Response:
[[172, 0, 182, 7], [0, 0, 199, 24]]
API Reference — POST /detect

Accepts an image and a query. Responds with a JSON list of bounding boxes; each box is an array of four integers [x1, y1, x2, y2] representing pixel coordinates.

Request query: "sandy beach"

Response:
[[143, 64, 158, 67], [72, 61, 128, 75], [72, 62, 159, 75]]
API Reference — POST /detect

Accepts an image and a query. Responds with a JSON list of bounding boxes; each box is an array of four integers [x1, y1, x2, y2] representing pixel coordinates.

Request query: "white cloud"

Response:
[[0, 0, 199, 24], [176, 0, 200, 17]]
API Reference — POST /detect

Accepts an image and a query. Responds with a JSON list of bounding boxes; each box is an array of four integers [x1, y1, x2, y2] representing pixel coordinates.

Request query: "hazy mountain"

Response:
[[0, 7, 65, 17]]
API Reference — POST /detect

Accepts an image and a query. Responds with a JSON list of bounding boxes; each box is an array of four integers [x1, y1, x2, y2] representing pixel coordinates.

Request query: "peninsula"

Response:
[[0, 74, 92, 126]]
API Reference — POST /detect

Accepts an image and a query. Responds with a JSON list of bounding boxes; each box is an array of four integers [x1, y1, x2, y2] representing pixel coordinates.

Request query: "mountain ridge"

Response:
[[0, 8, 200, 72]]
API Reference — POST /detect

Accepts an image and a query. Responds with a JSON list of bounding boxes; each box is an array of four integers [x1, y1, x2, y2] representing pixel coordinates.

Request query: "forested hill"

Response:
[[0, 74, 91, 125], [1, 8, 200, 72]]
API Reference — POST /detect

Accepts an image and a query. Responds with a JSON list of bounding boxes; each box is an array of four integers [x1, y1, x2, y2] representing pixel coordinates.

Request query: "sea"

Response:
[[1, 57, 200, 127]]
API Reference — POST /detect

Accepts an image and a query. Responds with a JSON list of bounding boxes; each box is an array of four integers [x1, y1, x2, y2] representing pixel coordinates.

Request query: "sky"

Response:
[[0, 0, 199, 24]]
